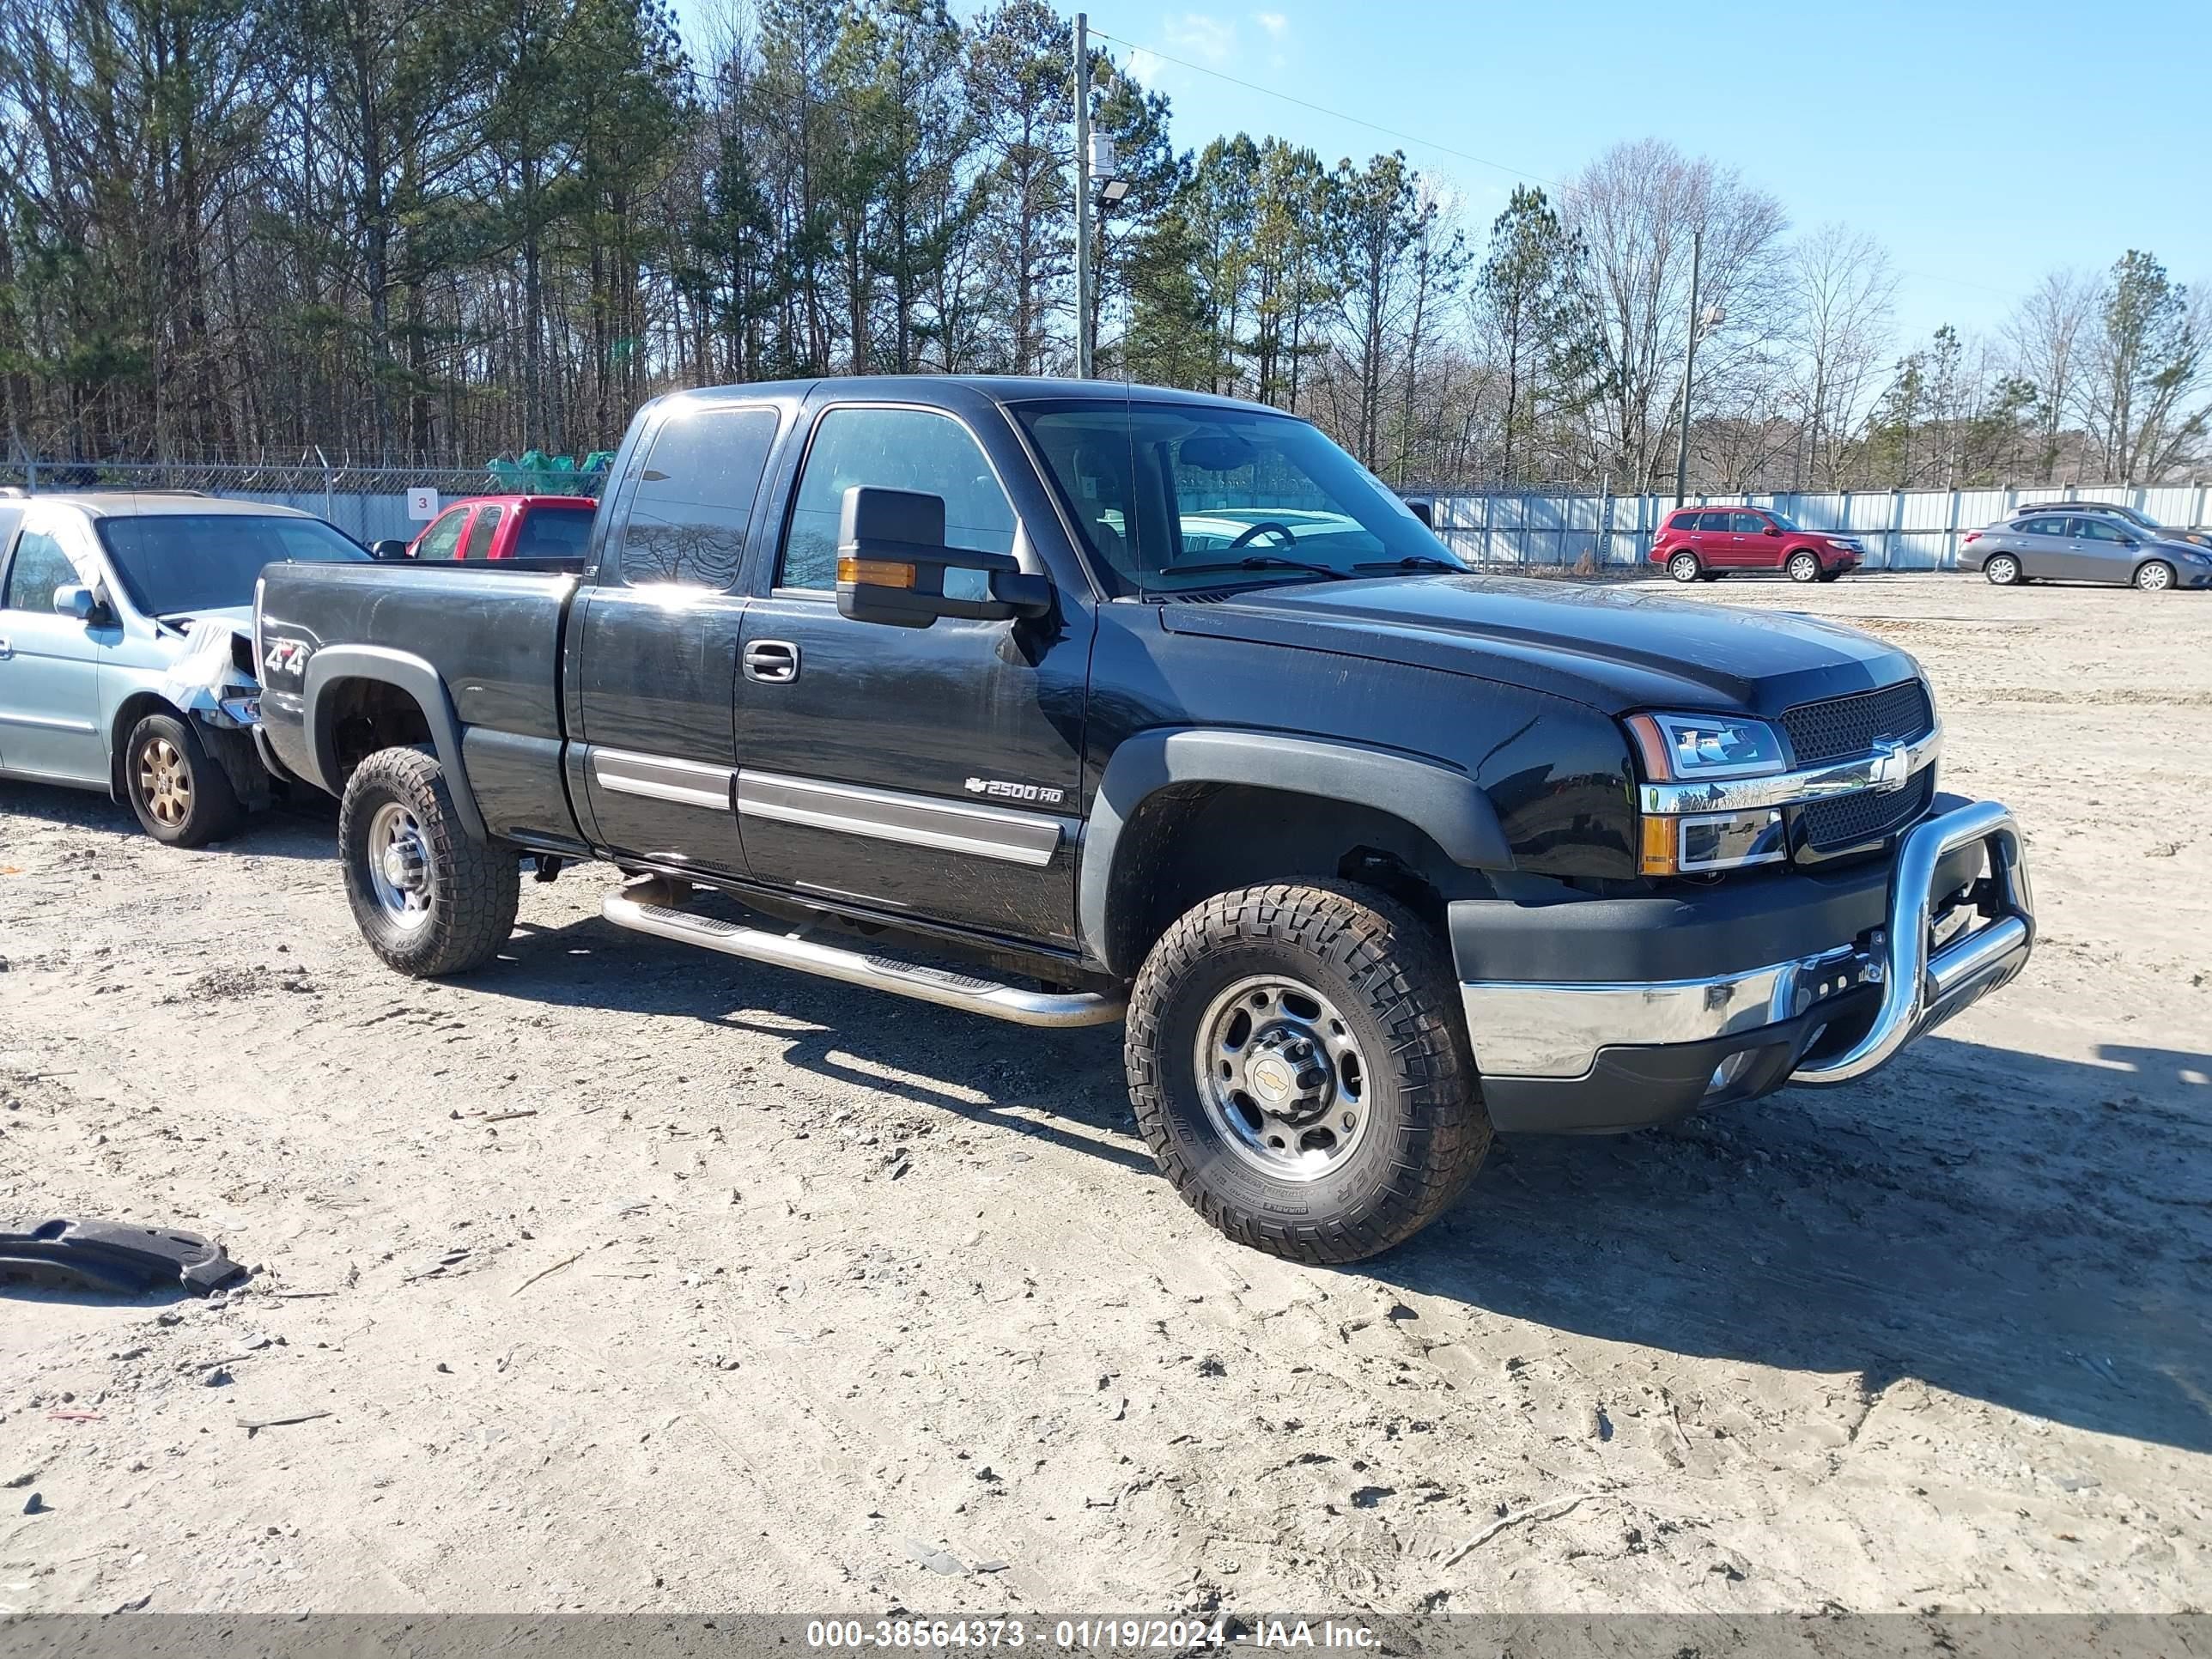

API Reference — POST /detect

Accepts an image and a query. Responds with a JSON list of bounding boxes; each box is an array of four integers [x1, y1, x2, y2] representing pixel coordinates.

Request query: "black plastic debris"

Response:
[[0, 1218, 246, 1296]]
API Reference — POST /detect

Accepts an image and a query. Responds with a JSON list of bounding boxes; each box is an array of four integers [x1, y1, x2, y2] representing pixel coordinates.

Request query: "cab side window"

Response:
[[2, 530, 80, 611], [415, 507, 469, 562], [461, 505, 503, 559], [617, 404, 780, 590], [780, 406, 1017, 592]]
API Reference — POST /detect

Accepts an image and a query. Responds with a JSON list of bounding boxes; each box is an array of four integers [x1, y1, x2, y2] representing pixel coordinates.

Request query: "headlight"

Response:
[[1626, 711, 1790, 877], [1826, 538, 1856, 551], [1626, 712, 1788, 781]]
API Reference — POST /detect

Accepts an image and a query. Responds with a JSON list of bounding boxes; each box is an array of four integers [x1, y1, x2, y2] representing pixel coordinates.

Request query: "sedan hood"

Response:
[[1158, 573, 1920, 717]]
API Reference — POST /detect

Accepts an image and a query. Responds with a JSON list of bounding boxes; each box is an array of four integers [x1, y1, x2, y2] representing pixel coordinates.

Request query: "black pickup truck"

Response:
[[254, 376, 2035, 1262]]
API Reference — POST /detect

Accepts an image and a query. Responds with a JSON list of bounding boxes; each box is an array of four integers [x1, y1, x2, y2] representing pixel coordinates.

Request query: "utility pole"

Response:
[[1673, 226, 1702, 507], [1073, 12, 1092, 380]]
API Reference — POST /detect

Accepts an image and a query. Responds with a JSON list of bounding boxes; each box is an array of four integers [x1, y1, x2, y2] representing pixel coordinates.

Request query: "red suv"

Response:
[[1650, 507, 1863, 584]]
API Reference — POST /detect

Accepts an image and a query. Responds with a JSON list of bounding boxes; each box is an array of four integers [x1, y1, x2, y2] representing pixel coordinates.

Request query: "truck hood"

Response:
[[1158, 573, 1919, 717]]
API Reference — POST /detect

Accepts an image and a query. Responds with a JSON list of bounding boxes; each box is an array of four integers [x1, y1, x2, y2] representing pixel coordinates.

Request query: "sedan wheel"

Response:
[[1668, 551, 1701, 583], [2135, 560, 2175, 592], [1983, 554, 2021, 586]]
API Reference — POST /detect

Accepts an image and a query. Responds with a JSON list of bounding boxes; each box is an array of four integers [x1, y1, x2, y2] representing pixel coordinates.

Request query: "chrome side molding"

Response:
[[1790, 797, 2033, 1085], [736, 769, 1066, 867], [601, 892, 1124, 1029]]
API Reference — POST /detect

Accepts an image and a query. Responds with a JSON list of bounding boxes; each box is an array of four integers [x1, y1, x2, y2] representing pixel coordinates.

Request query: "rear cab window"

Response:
[[514, 503, 596, 561], [613, 405, 781, 591]]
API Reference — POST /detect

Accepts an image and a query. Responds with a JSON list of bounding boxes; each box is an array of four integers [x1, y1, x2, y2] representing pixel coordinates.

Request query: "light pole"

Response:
[[1673, 228, 1723, 507], [1073, 13, 1091, 379]]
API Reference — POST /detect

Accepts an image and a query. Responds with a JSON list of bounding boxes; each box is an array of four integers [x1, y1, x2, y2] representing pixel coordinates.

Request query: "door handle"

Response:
[[742, 640, 799, 684]]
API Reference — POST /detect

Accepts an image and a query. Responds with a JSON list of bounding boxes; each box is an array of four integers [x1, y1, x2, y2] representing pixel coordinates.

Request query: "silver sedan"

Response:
[[1960, 510, 2212, 592]]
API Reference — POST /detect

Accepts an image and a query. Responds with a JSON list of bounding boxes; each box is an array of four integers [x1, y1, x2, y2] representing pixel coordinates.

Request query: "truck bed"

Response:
[[255, 558, 586, 845]]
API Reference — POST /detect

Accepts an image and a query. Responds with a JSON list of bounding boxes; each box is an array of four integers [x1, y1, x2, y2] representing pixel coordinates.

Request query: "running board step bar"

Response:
[[601, 893, 1126, 1030]]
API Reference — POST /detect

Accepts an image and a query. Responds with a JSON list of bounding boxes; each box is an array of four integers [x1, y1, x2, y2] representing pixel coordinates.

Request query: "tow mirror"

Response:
[[53, 583, 111, 625], [835, 486, 1053, 629], [370, 538, 414, 560]]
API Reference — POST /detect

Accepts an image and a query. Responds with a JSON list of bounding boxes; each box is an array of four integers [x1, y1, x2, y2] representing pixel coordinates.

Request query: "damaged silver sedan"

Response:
[[0, 491, 368, 844]]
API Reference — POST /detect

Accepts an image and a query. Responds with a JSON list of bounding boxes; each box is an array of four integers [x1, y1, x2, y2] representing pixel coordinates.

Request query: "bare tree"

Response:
[[1784, 223, 1895, 488], [2003, 268, 2094, 480], [1559, 137, 1789, 490]]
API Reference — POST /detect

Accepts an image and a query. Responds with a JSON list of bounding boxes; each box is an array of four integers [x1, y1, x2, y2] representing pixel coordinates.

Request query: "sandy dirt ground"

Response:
[[1, 574, 2207, 1617]]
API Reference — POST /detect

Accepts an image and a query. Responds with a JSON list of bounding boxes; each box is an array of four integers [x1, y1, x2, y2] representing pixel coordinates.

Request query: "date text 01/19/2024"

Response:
[[802, 1621, 1379, 1651]]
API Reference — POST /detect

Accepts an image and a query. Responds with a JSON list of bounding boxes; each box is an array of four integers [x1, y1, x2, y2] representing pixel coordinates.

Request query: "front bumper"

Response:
[[1455, 796, 2034, 1133]]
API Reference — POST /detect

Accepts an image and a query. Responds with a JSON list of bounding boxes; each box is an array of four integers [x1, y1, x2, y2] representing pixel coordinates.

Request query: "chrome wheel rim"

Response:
[[366, 800, 434, 931], [137, 736, 191, 827], [2139, 563, 2172, 591], [1194, 975, 1372, 1182], [1669, 554, 1698, 581], [1986, 556, 2016, 585]]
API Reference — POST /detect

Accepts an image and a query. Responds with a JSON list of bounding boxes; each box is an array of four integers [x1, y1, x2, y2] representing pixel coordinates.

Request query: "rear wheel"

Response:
[[1786, 550, 1823, 583], [1667, 551, 1702, 583], [123, 713, 243, 848], [1983, 553, 2021, 586], [2135, 560, 2176, 592], [338, 745, 520, 976], [1126, 880, 1491, 1263]]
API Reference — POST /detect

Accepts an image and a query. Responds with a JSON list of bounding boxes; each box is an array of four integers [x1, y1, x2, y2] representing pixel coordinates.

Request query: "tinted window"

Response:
[[2, 529, 81, 611], [619, 405, 779, 590], [1696, 511, 1730, 532], [514, 505, 596, 560], [2018, 516, 2067, 536], [461, 504, 502, 559], [96, 514, 368, 616], [1731, 512, 1767, 534], [782, 406, 1016, 592], [416, 507, 468, 562]]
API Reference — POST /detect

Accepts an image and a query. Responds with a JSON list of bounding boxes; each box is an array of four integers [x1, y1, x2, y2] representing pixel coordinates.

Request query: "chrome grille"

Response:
[[1778, 680, 1934, 766], [1799, 769, 1936, 852]]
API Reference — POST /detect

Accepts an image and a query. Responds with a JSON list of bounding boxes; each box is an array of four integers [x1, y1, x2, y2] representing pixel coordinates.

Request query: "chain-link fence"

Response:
[[0, 456, 607, 545]]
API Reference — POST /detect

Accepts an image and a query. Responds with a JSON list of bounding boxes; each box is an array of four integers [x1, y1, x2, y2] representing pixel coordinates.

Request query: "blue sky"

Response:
[[1085, 0, 2211, 346]]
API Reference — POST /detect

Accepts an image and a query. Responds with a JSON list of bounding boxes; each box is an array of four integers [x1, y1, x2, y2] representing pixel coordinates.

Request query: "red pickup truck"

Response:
[[384, 495, 598, 562]]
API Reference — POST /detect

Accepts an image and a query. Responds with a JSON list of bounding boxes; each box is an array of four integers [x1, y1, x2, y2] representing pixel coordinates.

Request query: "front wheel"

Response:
[[1126, 881, 1491, 1263], [338, 746, 520, 976], [2135, 560, 2176, 592], [1667, 551, 1702, 583], [1787, 550, 1823, 583], [1983, 553, 2021, 586], [124, 713, 243, 848]]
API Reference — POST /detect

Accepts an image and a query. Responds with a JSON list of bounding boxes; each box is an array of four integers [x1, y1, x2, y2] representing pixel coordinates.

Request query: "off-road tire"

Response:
[[1983, 553, 2021, 586], [1126, 880, 1491, 1263], [2134, 560, 2176, 592], [338, 745, 520, 976], [1787, 550, 1823, 583], [124, 711, 243, 848], [1667, 551, 1702, 583]]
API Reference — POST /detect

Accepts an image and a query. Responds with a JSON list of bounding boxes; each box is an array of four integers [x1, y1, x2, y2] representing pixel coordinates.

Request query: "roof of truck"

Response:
[[668, 374, 1289, 416], [17, 492, 320, 520]]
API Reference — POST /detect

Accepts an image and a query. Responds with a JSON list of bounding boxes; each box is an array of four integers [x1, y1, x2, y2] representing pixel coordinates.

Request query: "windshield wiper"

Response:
[[1350, 555, 1466, 574], [1157, 556, 1352, 584]]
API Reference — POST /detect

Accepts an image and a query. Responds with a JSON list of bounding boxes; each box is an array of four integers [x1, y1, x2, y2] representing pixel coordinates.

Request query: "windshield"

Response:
[[1016, 399, 1462, 594], [97, 512, 368, 617]]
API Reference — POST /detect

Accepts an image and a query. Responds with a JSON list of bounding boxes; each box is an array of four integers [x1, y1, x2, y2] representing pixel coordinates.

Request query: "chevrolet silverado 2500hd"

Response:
[[253, 377, 2035, 1262]]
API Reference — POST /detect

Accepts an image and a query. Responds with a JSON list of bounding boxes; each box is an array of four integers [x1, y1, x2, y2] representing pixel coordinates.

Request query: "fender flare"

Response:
[[1078, 726, 1515, 976], [301, 644, 488, 842]]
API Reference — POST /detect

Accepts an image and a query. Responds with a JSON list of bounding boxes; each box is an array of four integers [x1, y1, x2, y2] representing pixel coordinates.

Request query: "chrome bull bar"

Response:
[[1790, 798, 2034, 1085]]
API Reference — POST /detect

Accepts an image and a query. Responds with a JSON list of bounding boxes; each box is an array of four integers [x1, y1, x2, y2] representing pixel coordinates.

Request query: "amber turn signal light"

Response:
[[837, 556, 915, 589]]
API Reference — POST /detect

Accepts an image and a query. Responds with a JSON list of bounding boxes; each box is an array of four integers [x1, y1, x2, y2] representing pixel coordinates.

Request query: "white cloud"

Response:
[[1163, 11, 1237, 63], [1254, 10, 1288, 38]]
